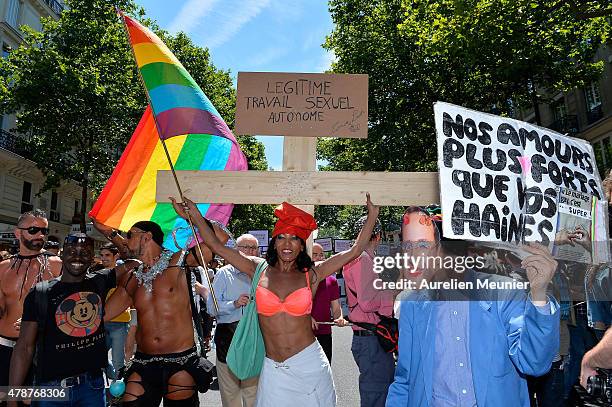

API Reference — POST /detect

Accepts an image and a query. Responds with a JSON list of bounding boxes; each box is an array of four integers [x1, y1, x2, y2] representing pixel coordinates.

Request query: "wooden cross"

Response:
[[156, 136, 439, 233], [156, 72, 440, 247]]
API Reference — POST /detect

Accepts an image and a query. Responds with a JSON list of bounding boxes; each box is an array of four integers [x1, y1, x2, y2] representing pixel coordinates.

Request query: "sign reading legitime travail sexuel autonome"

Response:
[[234, 72, 368, 138]]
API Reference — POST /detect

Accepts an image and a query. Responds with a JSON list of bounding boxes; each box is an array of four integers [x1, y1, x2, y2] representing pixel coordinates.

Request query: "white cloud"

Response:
[[247, 46, 286, 68], [205, 0, 272, 48], [168, 0, 219, 34]]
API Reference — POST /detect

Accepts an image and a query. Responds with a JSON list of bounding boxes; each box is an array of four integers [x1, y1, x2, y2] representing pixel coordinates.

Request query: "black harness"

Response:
[[8, 251, 58, 300]]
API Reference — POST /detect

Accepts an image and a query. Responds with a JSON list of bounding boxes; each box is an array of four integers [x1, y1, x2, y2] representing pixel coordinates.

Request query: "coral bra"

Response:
[[256, 270, 312, 317]]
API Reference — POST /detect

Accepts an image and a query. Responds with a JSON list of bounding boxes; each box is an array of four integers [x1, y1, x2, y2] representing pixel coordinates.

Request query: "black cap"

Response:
[[132, 221, 164, 247]]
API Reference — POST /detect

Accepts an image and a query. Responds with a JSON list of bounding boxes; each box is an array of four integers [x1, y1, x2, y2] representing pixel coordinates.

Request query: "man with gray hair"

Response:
[[0, 209, 62, 391], [208, 233, 260, 407]]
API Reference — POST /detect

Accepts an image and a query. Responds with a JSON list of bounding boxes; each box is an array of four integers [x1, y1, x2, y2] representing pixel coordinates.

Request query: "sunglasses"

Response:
[[126, 230, 146, 239], [19, 226, 50, 236]]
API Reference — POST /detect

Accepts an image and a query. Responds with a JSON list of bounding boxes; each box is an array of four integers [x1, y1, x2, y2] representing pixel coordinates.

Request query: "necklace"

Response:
[[134, 250, 173, 293]]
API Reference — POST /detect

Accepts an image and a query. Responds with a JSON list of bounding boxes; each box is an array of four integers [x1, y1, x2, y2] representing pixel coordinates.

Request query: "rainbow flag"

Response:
[[89, 14, 247, 250]]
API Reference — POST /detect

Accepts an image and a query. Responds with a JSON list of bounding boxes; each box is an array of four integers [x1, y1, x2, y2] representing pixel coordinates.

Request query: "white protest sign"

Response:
[[314, 237, 333, 252], [435, 102, 606, 247], [248, 230, 269, 247], [334, 239, 353, 253]]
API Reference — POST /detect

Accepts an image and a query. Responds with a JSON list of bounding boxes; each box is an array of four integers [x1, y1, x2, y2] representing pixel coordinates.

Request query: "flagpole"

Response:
[[116, 9, 220, 313]]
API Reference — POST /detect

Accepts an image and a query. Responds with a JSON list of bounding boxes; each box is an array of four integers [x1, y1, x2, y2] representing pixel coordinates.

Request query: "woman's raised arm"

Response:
[[315, 193, 379, 279]]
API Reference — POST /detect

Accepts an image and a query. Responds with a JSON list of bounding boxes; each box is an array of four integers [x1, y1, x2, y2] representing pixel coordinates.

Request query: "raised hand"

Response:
[[169, 196, 201, 220], [521, 243, 558, 304], [366, 192, 379, 219], [91, 217, 113, 236]]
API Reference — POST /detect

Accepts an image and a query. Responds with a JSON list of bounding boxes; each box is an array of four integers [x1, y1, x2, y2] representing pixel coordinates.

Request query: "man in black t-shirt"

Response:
[[8, 234, 136, 407]]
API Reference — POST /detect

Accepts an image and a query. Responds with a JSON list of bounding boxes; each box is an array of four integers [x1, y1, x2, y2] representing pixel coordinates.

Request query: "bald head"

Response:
[[312, 243, 325, 262], [236, 234, 259, 256]]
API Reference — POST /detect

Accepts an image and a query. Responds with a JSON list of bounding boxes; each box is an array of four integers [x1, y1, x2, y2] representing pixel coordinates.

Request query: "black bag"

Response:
[[348, 313, 399, 354], [183, 260, 214, 393], [345, 283, 399, 353]]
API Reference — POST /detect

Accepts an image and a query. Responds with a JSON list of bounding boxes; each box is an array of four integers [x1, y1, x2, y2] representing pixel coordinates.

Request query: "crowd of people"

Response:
[[0, 185, 610, 406]]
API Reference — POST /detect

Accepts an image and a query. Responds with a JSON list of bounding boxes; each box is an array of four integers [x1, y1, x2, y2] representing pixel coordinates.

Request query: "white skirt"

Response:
[[254, 340, 336, 407]]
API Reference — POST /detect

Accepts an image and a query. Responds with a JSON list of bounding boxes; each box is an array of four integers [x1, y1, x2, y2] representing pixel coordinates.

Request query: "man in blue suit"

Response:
[[386, 207, 560, 407]]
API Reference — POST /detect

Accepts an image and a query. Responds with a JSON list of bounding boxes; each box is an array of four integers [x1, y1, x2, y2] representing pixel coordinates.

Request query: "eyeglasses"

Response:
[[237, 245, 258, 251], [126, 230, 146, 239], [19, 226, 50, 236]]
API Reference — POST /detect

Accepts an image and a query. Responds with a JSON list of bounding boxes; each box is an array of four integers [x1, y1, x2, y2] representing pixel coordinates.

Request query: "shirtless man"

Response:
[[0, 210, 62, 388], [93, 218, 228, 407]]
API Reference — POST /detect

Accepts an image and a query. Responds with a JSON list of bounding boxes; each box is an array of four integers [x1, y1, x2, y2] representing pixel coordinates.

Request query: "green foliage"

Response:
[[315, 204, 404, 239], [317, 0, 611, 232], [0, 0, 273, 233], [0, 0, 145, 231]]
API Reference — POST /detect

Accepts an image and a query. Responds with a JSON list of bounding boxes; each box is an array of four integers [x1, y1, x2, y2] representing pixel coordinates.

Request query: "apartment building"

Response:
[[520, 46, 612, 178]]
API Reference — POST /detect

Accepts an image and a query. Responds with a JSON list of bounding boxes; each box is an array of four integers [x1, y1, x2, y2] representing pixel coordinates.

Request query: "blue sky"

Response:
[[137, 0, 335, 170]]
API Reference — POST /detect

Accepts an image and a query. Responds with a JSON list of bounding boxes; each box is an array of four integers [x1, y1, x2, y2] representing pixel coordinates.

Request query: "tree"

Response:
[[0, 0, 146, 232], [316, 0, 611, 231], [0, 0, 274, 233]]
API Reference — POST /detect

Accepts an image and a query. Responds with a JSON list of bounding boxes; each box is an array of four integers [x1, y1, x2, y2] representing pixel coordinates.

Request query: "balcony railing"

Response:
[[44, 0, 64, 15], [0, 129, 30, 158], [547, 115, 579, 136], [587, 105, 604, 125]]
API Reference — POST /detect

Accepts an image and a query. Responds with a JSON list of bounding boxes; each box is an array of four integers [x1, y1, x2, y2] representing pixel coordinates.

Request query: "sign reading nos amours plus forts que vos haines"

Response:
[[435, 102, 608, 259], [234, 72, 368, 138]]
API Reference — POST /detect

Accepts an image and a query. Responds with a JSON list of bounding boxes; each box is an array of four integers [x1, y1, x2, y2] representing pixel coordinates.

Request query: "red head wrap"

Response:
[[272, 202, 317, 241]]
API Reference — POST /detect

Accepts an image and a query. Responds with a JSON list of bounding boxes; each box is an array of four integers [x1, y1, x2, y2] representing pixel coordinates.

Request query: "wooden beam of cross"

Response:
[[155, 72, 440, 251], [155, 168, 440, 206]]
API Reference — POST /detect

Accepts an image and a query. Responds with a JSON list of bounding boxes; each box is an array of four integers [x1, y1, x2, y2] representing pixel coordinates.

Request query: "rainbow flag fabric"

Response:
[[89, 14, 247, 250]]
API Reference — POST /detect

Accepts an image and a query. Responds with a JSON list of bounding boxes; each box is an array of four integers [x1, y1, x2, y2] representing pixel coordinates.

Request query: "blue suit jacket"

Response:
[[386, 272, 560, 407]]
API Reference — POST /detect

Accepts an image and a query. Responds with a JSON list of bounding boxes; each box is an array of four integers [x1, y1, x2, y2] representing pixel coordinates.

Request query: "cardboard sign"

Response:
[[435, 102, 607, 258], [314, 237, 333, 252], [248, 230, 269, 247], [235, 72, 368, 138], [334, 239, 353, 253]]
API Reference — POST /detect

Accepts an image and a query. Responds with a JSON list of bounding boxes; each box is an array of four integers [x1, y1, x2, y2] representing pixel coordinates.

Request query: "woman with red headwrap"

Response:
[[170, 194, 379, 406]]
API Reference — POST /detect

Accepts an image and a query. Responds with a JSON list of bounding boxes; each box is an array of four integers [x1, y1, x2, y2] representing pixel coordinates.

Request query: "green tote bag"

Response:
[[226, 261, 267, 380]]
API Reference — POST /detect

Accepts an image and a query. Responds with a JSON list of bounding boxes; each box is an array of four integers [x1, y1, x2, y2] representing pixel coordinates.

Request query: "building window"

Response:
[[552, 100, 567, 121], [50, 190, 60, 222], [74, 200, 80, 216], [21, 181, 33, 213], [2, 43, 10, 59], [585, 82, 602, 111], [4, 0, 20, 28], [593, 135, 612, 177], [585, 82, 603, 125]]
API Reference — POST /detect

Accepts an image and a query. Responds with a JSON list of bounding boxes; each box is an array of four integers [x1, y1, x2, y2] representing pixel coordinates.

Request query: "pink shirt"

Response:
[[343, 250, 394, 331], [312, 275, 340, 336]]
